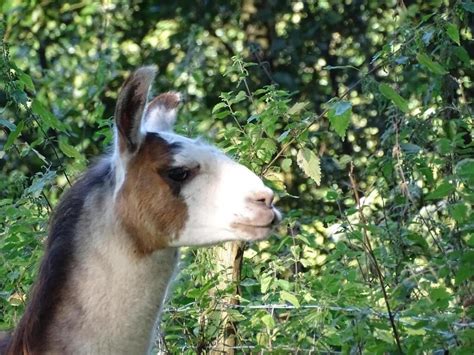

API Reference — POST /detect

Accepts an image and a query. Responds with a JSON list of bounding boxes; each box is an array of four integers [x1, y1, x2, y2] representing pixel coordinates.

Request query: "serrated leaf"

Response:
[[4, 120, 24, 150], [31, 99, 64, 130], [281, 158, 292, 172], [297, 148, 321, 185], [453, 46, 470, 65], [17, 70, 35, 92], [261, 275, 273, 293], [261, 314, 275, 329], [446, 23, 460, 45], [334, 100, 352, 116], [456, 159, 474, 186], [416, 53, 448, 75], [211, 102, 227, 114], [24, 170, 56, 198], [288, 101, 309, 115], [58, 137, 82, 160], [328, 105, 351, 139], [426, 182, 455, 200], [378, 83, 409, 113], [280, 290, 300, 308]]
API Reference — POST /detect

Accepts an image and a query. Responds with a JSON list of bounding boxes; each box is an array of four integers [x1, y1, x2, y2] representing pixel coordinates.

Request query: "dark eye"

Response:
[[167, 167, 190, 182]]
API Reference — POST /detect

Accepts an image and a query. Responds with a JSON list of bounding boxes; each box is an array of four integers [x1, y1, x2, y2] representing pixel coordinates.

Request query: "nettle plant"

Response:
[[1, 4, 472, 354], [160, 9, 473, 354]]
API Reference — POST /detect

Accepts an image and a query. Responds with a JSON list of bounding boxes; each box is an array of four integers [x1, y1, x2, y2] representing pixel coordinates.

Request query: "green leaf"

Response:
[[17, 70, 35, 92], [416, 53, 448, 75], [24, 170, 56, 198], [328, 104, 351, 139], [211, 102, 227, 114], [280, 291, 300, 308], [453, 46, 470, 65], [261, 314, 275, 329], [261, 275, 272, 293], [449, 203, 468, 223], [446, 23, 460, 45], [378, 83, 409, 113], [296, 148, 321, 185], [4, 120, 25, 150], [31, 99, 64, 130], [426, 182, 455, 200], [288, 101, 309, 115], [281, 158, 292, 173], [58, 137, 82, 160], [334, 100, 352, 116], [456, 159, 474, 186]]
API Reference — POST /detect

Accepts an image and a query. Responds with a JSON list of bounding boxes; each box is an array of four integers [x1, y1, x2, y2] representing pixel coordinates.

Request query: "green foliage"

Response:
[[1, 1, 473, 353]]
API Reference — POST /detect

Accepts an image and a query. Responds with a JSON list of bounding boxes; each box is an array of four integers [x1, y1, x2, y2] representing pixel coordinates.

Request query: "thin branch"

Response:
[[349, 163, 404, 354]]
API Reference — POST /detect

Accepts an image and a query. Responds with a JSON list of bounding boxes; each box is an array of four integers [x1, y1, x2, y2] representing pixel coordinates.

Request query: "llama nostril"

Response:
[[251, 190, 274, 208]]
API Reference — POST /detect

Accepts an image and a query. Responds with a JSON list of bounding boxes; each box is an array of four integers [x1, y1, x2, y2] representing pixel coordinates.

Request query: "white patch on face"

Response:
[[153, 132, 280, 247]]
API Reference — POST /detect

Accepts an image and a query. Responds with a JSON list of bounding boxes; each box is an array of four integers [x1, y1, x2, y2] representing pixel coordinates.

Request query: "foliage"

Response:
[[1, 1, 473, 353]]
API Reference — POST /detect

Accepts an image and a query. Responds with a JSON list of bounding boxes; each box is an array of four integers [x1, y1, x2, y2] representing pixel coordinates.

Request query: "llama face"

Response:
[[114, 67, 280, 253]]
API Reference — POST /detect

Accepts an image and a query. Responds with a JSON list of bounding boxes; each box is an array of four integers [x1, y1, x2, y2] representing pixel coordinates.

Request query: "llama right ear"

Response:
[[143, 92, 181, 133], [115, 66, 157, 154]]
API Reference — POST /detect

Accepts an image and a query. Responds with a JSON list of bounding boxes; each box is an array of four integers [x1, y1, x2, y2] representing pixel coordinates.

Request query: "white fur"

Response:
[[45, 191, 179, 354]]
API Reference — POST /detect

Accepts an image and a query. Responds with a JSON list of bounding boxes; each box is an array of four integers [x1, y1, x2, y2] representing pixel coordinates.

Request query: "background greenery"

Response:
[[1, 0, 473, 353]]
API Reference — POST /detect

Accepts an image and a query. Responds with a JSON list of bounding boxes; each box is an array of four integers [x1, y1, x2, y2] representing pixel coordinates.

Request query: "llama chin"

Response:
[[2, 66, 280, 355]]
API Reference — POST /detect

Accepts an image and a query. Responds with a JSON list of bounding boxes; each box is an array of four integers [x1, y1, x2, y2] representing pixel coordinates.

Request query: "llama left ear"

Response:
[[115, 66, 157, 154], [143, 92, 181, 133]]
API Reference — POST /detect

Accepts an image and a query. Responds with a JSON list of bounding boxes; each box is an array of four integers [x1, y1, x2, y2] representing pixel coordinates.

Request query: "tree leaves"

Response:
[[378, 83, 409, 113], [297, 148, 321, 185], [328, 100, 352, 139], [446, 23, 460, 45], [416, 53, 448, 75], [58, 137, 82, 160]]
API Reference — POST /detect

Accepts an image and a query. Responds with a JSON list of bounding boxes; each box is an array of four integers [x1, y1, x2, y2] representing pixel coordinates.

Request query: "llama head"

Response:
[[113, 67, 280, 253]]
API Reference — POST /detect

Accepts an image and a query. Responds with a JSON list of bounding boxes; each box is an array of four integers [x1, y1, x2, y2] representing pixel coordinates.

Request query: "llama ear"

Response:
[[143, 92, 181, 133], [115, 66, 157, 154]]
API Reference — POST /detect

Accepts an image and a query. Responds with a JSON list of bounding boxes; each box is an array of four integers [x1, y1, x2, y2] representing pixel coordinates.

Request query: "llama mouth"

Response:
[[232, 222, 276, 240]]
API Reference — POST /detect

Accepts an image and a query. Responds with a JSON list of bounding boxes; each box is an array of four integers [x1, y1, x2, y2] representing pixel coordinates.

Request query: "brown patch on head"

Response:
[[147, 92, 181, 112], [116, 134, 188, 255]]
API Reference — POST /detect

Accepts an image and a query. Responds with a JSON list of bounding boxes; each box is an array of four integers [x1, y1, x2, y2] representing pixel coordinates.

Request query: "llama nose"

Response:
[[250, 190, 274, 208]]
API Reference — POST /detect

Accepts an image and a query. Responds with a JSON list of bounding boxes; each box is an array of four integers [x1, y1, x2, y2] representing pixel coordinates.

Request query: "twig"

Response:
[[348, 163, 404, 354]]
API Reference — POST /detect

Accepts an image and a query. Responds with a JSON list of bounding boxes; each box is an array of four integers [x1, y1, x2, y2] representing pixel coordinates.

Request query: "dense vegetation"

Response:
[[1, 0, 473, 353]]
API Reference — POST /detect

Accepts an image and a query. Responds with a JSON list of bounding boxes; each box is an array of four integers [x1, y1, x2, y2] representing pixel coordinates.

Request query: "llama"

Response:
[[1, 67, 280, 354]]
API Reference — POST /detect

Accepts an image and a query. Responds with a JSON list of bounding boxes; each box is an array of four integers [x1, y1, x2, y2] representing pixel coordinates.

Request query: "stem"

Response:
[[349, 163, 404, 354]]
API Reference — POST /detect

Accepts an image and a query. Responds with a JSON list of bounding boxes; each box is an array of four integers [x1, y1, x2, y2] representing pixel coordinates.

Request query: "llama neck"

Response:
[[45, 201, 180, 354]]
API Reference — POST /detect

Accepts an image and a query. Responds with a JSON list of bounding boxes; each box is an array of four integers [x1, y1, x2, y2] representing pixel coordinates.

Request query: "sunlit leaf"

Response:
[[288, 101, 309, 115], [280, 290, 300, 308], [446, 23, 460, 45], [416, 53, 448, 75], [328, 102, 351, 139], [297, 148, 321, 185], [58, 137, 82, 160], [379, 83, 409, 113]]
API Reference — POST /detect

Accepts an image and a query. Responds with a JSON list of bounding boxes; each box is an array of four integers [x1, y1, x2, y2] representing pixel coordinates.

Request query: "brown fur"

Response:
[[115, 66, 156, 153], [4, 161, 114, 355], [116, 133, 188, 255], [147, 92, 181, 112]]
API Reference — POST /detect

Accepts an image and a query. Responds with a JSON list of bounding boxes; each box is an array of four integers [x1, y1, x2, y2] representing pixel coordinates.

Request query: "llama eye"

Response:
[[167, 167, 189, 182]]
